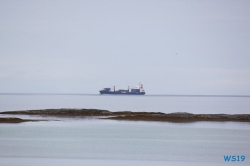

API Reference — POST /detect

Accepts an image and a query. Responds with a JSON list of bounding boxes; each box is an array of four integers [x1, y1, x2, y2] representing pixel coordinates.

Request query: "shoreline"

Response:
[[0, 117, 47, 123], [1, 108, 250, 123]]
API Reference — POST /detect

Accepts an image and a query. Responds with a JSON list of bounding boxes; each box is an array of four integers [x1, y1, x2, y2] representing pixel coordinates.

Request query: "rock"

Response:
[[0, 117, 47, 123], [1, 109, 250, 122]]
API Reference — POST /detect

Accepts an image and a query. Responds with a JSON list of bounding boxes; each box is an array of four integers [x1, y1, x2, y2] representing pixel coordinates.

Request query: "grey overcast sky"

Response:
[[0, 0, 250, 95]]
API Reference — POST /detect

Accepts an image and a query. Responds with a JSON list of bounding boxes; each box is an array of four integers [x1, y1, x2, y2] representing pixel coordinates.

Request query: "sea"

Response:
[[0, 94, 250, 166]]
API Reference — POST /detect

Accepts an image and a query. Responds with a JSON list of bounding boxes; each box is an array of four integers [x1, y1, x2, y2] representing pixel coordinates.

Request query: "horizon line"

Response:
[[0, 93, 250, 97]]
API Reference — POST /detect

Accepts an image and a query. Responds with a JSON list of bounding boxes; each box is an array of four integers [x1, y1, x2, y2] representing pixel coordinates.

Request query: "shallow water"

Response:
[[0, 118, 250, 166]]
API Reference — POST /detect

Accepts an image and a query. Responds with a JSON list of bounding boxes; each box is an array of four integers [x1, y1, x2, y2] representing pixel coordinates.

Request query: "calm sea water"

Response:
[[0, 94, 250, 114], [0, 94, 250, 166]]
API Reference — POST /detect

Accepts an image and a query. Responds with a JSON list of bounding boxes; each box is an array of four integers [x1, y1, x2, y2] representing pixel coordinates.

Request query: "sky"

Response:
[[0, 0, 250, 95]]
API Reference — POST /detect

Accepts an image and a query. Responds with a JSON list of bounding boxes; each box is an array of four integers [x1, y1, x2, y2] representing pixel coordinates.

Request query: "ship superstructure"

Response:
[[99, 83, 145, 95]]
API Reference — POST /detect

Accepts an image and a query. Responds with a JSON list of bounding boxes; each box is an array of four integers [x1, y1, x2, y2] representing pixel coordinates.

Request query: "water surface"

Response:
[[1, 94, 250, 114], [0, 94, 249, 166]]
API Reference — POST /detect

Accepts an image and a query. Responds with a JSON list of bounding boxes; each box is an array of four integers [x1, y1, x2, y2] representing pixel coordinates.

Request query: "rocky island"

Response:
[[1, 108, 250, 123]]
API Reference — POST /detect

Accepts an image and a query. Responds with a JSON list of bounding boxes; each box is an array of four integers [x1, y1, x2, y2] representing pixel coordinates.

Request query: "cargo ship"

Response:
[[99, 83, 145, 95]]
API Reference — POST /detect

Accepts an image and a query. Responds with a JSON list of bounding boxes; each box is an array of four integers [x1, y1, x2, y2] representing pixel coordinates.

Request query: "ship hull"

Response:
[[99, 91, 145, 95]]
